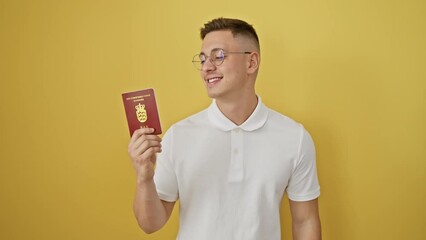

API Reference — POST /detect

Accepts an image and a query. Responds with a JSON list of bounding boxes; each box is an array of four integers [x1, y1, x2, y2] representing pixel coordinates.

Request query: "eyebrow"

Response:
[[199, 47, 223, 55]]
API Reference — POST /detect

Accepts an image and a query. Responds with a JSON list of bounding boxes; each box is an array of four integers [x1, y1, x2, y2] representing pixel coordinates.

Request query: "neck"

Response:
[[216, 93, 258, 126]]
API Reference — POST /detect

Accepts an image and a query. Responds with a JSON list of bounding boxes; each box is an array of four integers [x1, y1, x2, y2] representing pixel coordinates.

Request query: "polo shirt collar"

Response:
[[207, 96, 268, 132]]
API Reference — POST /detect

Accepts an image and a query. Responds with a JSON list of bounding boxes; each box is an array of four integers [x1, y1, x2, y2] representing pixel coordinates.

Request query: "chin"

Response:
[[206, 87, 234, 100], [206, 92, 217, 99]]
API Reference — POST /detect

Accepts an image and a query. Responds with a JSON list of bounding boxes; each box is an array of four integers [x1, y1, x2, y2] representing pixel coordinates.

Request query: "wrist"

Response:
[[136, 177, 155, 189]]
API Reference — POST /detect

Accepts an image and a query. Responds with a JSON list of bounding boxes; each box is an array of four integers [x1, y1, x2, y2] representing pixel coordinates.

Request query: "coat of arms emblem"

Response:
[[135, 103, 147, 123]]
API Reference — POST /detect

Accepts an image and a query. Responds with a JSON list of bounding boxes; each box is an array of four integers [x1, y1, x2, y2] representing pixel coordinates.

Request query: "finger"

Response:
[[140, 146, 162, 163], [135, 139, 162, 157], [130, 134, 161, 152], [129, 130, 161, 152], [130, 128, 155, 143], [134, 146, 162, 167]]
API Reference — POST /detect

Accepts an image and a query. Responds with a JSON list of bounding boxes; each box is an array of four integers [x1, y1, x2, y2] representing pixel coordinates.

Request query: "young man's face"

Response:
[[200, 30, 252, 101]]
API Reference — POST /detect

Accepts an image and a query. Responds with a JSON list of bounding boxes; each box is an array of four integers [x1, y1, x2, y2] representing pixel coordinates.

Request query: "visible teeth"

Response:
[[208, 77, 221, 83]]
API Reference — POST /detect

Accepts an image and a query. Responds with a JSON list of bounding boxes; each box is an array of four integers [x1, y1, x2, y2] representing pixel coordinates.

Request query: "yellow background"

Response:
[[1, 0, 425, 239]]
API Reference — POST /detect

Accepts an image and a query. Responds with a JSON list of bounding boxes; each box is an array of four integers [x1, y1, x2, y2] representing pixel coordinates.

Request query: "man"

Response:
[[128, 17, 321, 240]]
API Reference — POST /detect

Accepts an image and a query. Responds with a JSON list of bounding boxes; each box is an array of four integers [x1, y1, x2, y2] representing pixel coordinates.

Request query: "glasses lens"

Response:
[[191, 49, 225, 70], [192, 54, 205, 70], [199, 54, 207, 64], [212, 49, 225, 66]]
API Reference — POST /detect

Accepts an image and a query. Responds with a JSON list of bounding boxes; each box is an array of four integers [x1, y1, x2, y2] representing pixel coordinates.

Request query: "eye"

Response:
[[214, 50, 225, 62], [214, 56, 224, 61], [199, 55, 207, 64]]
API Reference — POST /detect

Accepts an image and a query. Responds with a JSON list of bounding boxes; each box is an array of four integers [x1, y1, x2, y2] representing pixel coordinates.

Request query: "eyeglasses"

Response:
[[192, 48, 252, 70]]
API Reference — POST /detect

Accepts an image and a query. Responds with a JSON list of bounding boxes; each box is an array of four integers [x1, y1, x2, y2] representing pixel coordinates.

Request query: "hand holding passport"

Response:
[[122, 88, 162, 136]]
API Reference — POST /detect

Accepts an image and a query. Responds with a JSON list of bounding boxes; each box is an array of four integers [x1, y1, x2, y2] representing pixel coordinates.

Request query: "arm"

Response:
[[128, 128, 175, 234], [289, 198, 321, 240]]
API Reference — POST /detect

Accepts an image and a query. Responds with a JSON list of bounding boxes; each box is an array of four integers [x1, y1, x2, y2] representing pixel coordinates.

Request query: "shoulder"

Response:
[[262, 106, 314, 148], [163, 108, 211, 139], [172, 108, 209, 128], [265, 107, 303, 132]]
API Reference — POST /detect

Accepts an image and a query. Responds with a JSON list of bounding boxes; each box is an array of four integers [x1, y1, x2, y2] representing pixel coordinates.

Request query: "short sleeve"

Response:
[[286, 125, 320, 201], [154, 127, 179, 202]]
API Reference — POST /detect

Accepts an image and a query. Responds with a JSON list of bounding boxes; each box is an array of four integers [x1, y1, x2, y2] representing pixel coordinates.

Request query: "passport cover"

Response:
[[122, 88, 162, 136]]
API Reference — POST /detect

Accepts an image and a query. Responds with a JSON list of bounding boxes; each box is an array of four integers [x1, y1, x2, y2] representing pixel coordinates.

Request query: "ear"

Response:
[[247, 52, 260, 74]]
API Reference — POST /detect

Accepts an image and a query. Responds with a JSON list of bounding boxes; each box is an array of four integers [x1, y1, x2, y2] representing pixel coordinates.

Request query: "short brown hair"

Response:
[[200, 17, 260, 50]]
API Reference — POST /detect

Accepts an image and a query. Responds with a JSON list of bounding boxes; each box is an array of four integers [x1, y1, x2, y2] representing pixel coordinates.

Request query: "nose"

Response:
[[201, 57, 216, 72]]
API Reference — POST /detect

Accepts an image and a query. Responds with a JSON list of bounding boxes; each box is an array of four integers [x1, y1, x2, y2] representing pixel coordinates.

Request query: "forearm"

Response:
[[292, 217, 321, 240], [133, 179, 168, 234]]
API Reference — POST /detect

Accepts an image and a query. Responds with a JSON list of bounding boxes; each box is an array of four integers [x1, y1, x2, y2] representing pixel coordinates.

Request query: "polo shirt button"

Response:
[[234, 128, 240, 133], [233, 149, 239, 154]]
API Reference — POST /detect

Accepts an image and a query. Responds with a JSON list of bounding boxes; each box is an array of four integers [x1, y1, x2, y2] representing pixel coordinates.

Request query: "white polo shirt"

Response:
[[154, 97, 320, 240]]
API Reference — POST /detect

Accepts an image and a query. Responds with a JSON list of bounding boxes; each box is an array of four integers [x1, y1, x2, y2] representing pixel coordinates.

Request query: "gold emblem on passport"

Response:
[[135, 103, 147, 123]]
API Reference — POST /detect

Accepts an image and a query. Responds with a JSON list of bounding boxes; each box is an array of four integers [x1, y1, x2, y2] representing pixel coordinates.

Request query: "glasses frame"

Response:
[[192, 48, 252, 70]]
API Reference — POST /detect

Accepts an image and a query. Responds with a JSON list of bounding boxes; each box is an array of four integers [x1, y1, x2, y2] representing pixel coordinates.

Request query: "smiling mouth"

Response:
[[206, 77, 223, 83]]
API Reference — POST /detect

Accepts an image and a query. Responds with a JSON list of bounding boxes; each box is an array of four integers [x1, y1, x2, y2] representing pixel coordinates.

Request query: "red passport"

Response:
[[122, 88, 162, 136]]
